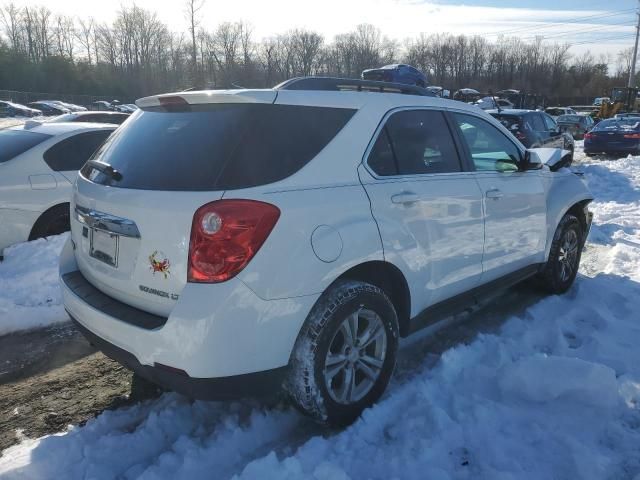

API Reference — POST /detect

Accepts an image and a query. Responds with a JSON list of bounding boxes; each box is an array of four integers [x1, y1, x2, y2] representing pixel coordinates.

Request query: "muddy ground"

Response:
[[0, 323, 137, 453], [0, 284, 543, 455]]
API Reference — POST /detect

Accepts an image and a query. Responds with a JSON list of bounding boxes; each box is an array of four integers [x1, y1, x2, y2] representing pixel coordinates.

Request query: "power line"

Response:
[[569, 33, 637, 46], [482, 8, 636, 37], [519, 21, 636, 42]]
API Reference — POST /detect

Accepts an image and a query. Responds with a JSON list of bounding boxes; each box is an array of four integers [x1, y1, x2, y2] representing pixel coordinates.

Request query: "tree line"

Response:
[[0, 2, 634, 103]]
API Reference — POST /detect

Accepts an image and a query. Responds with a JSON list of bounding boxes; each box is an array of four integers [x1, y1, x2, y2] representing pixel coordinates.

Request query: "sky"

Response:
[[19, 0, 639, 66]]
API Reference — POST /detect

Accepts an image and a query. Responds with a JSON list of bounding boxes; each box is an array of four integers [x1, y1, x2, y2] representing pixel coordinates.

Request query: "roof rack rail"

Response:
[[275, 76, 435, 97]]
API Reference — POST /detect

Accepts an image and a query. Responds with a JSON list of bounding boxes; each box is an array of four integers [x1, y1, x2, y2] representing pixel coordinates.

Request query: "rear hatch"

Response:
[[71, 91, 355, 316]]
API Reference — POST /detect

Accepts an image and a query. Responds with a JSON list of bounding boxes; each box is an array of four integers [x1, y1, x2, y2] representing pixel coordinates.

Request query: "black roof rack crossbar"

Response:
[[275, 77, 435, 97]]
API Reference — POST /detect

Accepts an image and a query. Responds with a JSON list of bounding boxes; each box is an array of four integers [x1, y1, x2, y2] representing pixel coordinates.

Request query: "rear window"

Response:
[[81, 104, 355, 191], [0, 130, 52, 163], [490, 114, 522, 130], [594, 119, 640, 131]]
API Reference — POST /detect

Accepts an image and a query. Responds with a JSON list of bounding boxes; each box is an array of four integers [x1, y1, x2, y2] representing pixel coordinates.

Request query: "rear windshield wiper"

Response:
[[86, 160, 123, 181]]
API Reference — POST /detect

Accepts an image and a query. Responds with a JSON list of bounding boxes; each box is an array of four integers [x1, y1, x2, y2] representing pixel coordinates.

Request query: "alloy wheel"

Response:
[[323, 308, 387, 404]]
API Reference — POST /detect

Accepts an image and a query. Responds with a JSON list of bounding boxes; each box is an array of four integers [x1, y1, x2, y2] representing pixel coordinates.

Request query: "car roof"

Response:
[[486, 109, 536, 115], [9, 121, 117, 136], [136, 87, 485, 114]]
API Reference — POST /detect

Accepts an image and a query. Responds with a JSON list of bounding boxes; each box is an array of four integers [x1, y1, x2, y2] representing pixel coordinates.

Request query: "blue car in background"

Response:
[[584, 117, 640, 156], [361, 64, 428, 87]]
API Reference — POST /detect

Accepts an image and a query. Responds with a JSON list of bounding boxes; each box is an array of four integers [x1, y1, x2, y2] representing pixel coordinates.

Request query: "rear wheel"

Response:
[[285, 280, 399, 427], [537, 214, 583, 294], [29, 204, 70, 241]]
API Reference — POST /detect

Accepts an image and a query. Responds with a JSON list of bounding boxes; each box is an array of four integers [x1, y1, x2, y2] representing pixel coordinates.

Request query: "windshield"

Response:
[[557, 115, 582, 123], [0, 130, 52, 163], [81, 103, 355, 191]]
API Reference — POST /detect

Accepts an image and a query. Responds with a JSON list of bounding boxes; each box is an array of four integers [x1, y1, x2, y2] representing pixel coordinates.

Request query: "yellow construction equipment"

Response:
[[598, 87, 640, 119]]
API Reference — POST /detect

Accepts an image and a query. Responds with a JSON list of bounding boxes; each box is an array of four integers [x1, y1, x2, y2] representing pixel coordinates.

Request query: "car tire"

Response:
[[537, 214, 583, 294], [29, 204, 71, 241], [284, 280, 399, 427]]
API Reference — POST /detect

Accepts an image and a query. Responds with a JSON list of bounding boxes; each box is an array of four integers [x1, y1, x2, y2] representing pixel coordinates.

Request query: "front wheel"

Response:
[[285, 280, 399, 427], [537, 214, 583, 294]]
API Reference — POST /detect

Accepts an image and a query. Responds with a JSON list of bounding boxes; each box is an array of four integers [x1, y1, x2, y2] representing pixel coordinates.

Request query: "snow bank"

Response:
[[1, 147, 640, 479], [0, 234, 69, 335]]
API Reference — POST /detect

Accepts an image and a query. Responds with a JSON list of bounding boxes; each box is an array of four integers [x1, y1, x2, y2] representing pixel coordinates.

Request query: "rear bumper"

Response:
[[71, 315, 287, 400], [59, 237, 319, 379], [584, 142, 640, 154]]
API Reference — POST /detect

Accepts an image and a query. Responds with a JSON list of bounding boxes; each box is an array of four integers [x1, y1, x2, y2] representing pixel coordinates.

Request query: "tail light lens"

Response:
[[515, 131, 526, 141], [623, 133, 640, 139], [584, 132, 593, 140], [188, 199, 280, 283]]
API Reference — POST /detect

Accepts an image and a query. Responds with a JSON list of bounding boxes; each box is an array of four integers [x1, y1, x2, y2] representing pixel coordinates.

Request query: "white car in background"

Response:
[[60, 79, 593, 426], [0, 122, 116, 256]]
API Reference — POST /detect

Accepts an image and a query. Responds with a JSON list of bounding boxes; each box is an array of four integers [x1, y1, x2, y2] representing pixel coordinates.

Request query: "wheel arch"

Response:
[[28, 202, 70, 241], [331, 260, 412, 337]]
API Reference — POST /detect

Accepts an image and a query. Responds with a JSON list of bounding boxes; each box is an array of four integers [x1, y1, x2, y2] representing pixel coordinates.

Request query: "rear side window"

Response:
[[542, 114, 557, 131], [368, 110, 461, 176], [43, 130, 112, 171], [0, 130, 52, 163], [82, 104, 355, 191]]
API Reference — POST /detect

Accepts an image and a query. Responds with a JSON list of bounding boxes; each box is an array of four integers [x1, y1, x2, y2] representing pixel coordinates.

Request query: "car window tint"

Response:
[[530, 114, 546, 131], [453, 113, 521, 172], [368, 128, 398, 176], [542, 114, 557, 131], [82, 104, 355, 191], [0, 130, 52, 163], [378, 110, 461, 175], [43, 130, 112, 171]]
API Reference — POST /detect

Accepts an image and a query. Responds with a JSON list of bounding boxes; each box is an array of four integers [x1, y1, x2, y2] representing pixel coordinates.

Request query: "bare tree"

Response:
[[184, 0, 204, 85]]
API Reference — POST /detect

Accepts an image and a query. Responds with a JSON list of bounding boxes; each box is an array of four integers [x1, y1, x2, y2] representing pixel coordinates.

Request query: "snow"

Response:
[[1, 144, 640, 479], [0, 234, 69, 335]]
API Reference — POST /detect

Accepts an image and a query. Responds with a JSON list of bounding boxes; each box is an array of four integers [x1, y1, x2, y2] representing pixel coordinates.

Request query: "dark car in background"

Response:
[[27, 101, 70, 116], [584, 118, 640, 156], [488, 109, 575, 156], [361, 64, 428, 87], [48, 111, 130, 125], [556, 114, 594, 140], [0, 100, 42, 117]]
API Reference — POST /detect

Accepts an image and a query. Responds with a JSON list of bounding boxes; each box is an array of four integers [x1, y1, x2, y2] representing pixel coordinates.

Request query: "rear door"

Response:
[[360, 108, 484, 313], [451, 112, 546, 282]]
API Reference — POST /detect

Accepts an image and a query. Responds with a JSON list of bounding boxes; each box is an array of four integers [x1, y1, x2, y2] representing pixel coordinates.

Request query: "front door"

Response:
[[451, 112, 547, 282]]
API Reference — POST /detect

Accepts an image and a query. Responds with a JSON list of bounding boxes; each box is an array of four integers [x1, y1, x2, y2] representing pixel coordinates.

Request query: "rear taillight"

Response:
[[515, 131, 526, 140], [584, 133, 593, 140], [623, 133, 640, 139], [188, 199, 280, 283]]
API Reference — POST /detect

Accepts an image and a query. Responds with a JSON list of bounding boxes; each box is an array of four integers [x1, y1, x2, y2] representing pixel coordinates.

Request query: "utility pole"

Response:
[[629, 0, 640, 87]]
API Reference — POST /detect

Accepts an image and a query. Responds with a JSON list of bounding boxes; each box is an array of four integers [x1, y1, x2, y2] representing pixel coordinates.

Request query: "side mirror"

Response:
[[523, 150, 543, 170]]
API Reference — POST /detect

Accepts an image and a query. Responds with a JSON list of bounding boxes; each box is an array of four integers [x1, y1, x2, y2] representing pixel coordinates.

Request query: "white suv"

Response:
[[0, 122, 116, 256], [60, 78, 592, 426]]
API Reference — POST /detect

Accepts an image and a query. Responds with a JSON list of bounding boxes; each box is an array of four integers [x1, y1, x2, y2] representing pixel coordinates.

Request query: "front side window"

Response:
[[530, 114, 546, 132], [453, 113, 521, 172], [43, 130, 112, 171], [368, 109, 461, 176], [542, 114, 557, 131]]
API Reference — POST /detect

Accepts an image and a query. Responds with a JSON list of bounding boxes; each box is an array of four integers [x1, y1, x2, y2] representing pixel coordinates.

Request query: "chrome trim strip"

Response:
[[75, 205, 141, 238]]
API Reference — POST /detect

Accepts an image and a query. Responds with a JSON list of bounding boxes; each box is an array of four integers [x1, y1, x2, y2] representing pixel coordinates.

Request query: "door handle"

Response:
[[391, 192, 419, 205], [485, 188, 503, 199]]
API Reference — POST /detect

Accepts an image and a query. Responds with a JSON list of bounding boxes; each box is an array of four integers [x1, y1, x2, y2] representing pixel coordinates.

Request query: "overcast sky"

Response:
[[21, 0, 639, 66]]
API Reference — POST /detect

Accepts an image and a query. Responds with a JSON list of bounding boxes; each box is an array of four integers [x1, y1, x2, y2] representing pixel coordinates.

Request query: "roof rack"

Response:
[[275, 77, 435, 97]]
